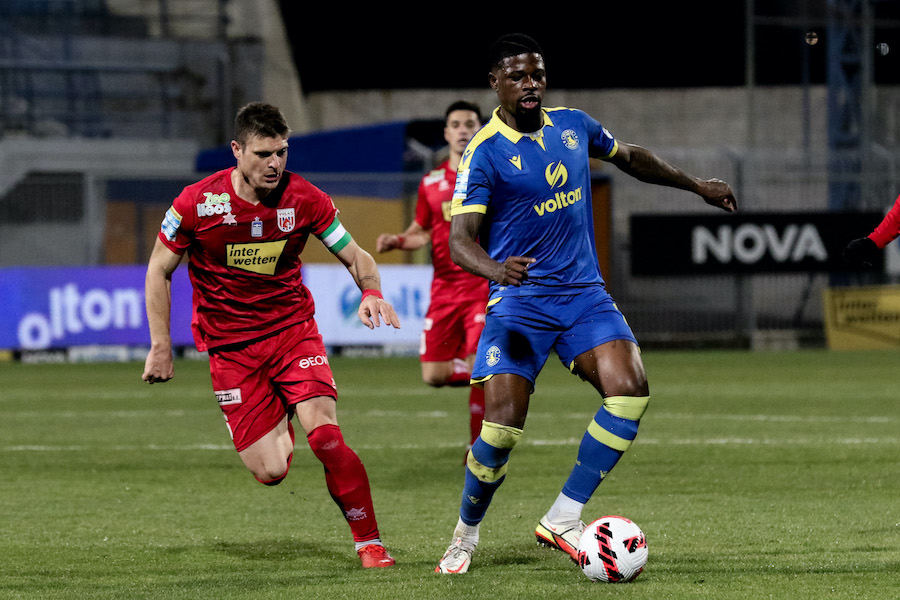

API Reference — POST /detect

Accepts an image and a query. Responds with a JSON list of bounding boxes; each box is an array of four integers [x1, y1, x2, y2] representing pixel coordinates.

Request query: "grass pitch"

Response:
[[0, 349, 898, 599]]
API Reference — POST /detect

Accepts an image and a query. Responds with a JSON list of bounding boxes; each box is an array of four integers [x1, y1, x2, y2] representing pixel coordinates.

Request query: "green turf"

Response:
[[0, 349, 898, 599]]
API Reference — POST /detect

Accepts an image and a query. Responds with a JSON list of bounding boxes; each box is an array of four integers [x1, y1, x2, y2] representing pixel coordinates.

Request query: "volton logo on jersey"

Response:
[[534, 161, 582, 217], [545, 161, 568, 189], [277, 208, 295, 232]]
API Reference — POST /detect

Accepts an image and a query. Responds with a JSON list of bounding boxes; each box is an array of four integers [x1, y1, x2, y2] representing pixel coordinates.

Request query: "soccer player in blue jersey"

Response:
[[435, 33, 738, 574]]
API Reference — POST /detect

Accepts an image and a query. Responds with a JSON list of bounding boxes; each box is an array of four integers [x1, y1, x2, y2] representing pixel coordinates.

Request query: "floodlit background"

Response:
[[0, 4, 898, 599]]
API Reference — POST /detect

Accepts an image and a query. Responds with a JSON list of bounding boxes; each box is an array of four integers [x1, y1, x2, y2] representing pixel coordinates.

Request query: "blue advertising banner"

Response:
[[0, 264, 433, 352], [0, 265, 194, 350]]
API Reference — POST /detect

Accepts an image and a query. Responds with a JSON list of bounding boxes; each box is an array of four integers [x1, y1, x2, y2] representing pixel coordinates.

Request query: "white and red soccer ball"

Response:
[[576, 515, 648, 583]]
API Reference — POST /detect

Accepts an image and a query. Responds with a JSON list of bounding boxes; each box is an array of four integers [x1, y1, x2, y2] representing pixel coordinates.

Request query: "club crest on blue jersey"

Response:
[[561, 129, 579, 150]]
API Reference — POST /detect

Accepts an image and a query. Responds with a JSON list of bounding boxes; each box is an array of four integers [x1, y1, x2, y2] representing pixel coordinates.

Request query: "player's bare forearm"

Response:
[[608, 143, 737, 212], [143, 273, 174, 383], [337, 240, 381, 293], [334, 239, 401, 329], [142, 239, 181, 383], [449, 213, 534, 286]]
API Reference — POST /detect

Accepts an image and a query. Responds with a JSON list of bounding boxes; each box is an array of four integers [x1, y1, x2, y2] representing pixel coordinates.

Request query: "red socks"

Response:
[[307, 424, 379, 543]]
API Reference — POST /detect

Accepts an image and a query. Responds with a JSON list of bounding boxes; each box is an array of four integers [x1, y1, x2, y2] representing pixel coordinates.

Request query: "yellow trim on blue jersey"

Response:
[[490, 106, 555, 144], [604, 139, 619, 159], [458, 106, 557, 171], [470, 375, 490, 388], [450, 201, 487, 216]]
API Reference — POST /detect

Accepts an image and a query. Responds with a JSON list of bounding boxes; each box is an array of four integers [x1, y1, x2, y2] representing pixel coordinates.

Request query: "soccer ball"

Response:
[[576, 515, 648, 583]]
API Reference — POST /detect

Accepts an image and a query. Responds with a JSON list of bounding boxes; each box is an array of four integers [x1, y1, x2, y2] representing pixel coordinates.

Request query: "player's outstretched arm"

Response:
[[142, 238, 182, 384], [606, 142, 737, 212], [334, 238, 401, 330]]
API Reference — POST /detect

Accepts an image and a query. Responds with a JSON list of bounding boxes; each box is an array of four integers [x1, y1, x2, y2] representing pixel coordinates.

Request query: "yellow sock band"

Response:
[[466, 421, 523, 483], [479, 421, 523, 449], [587, 419, 634, 452], [603, 395, 650, 421]]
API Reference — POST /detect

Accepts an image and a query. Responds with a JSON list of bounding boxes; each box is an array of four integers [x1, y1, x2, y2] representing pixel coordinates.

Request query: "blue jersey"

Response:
[[451, 106, 618, 297]]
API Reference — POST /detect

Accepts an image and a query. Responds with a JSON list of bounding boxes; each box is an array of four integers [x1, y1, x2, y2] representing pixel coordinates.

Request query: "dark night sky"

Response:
[[278, 2, 900, 93]]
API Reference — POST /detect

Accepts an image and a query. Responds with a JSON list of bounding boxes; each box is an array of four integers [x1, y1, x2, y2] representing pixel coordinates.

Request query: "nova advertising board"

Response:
[[630, 212, 884, 275]]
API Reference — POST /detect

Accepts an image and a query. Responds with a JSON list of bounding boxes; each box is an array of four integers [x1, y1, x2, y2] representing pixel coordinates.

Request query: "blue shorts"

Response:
[[471, 287, 638, 386]]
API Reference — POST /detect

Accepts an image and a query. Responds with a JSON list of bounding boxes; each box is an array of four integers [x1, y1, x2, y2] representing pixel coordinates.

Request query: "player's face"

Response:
[[444, 110, 481, 155], [232, 134, 289, 192], [490, 52, 546, 132]]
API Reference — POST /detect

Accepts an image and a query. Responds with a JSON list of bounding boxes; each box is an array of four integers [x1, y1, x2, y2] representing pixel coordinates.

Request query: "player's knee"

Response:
[[252, 453, 293, 486], [611, 372, 649, 398], [256, 471, 287, 486], [254, 467, 288, 486], [422, 373, 447, 387]]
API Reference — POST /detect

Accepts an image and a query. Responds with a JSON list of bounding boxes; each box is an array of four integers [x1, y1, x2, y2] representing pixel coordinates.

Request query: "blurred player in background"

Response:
[[843, 193, 900, 266], [142, 102, 399, 568], [435, 34, 738, 574], [376, 101, 489, 451]]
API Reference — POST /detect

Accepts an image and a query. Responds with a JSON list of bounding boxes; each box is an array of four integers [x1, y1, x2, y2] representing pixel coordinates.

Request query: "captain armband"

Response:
[[317, 218, 352, 254]]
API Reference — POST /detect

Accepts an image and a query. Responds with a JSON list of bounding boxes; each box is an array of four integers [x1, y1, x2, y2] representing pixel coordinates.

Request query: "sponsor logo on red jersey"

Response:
[[297, 354, 328, 369], [215, 388, 242, 406], [226, 241, 287, 275]]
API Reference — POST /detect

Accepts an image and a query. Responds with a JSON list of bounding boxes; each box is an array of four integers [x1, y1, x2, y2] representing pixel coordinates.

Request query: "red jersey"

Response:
[[869, 193, 900, 249], [159, 168, 343, 351], [415, 161, 488, 301]]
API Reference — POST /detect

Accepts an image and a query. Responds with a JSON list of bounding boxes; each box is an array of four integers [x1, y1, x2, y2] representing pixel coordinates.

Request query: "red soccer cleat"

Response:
[[358, 544, 396, 568]]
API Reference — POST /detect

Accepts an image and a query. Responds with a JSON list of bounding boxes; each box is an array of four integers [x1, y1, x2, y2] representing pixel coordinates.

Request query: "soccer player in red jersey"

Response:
[[376, 101, 489, 451], [141, 102, 399, 568]]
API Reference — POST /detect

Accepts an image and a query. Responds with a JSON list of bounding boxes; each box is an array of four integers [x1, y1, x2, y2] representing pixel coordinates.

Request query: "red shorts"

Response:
[[208, 319, 337, 452], [420, 294, 486, 362]]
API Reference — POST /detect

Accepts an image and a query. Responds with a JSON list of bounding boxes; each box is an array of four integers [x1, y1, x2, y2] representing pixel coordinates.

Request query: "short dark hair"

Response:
[[488, 33, 543, 71], [445, 100, 482, 124], [233, 102, 290, 146]]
